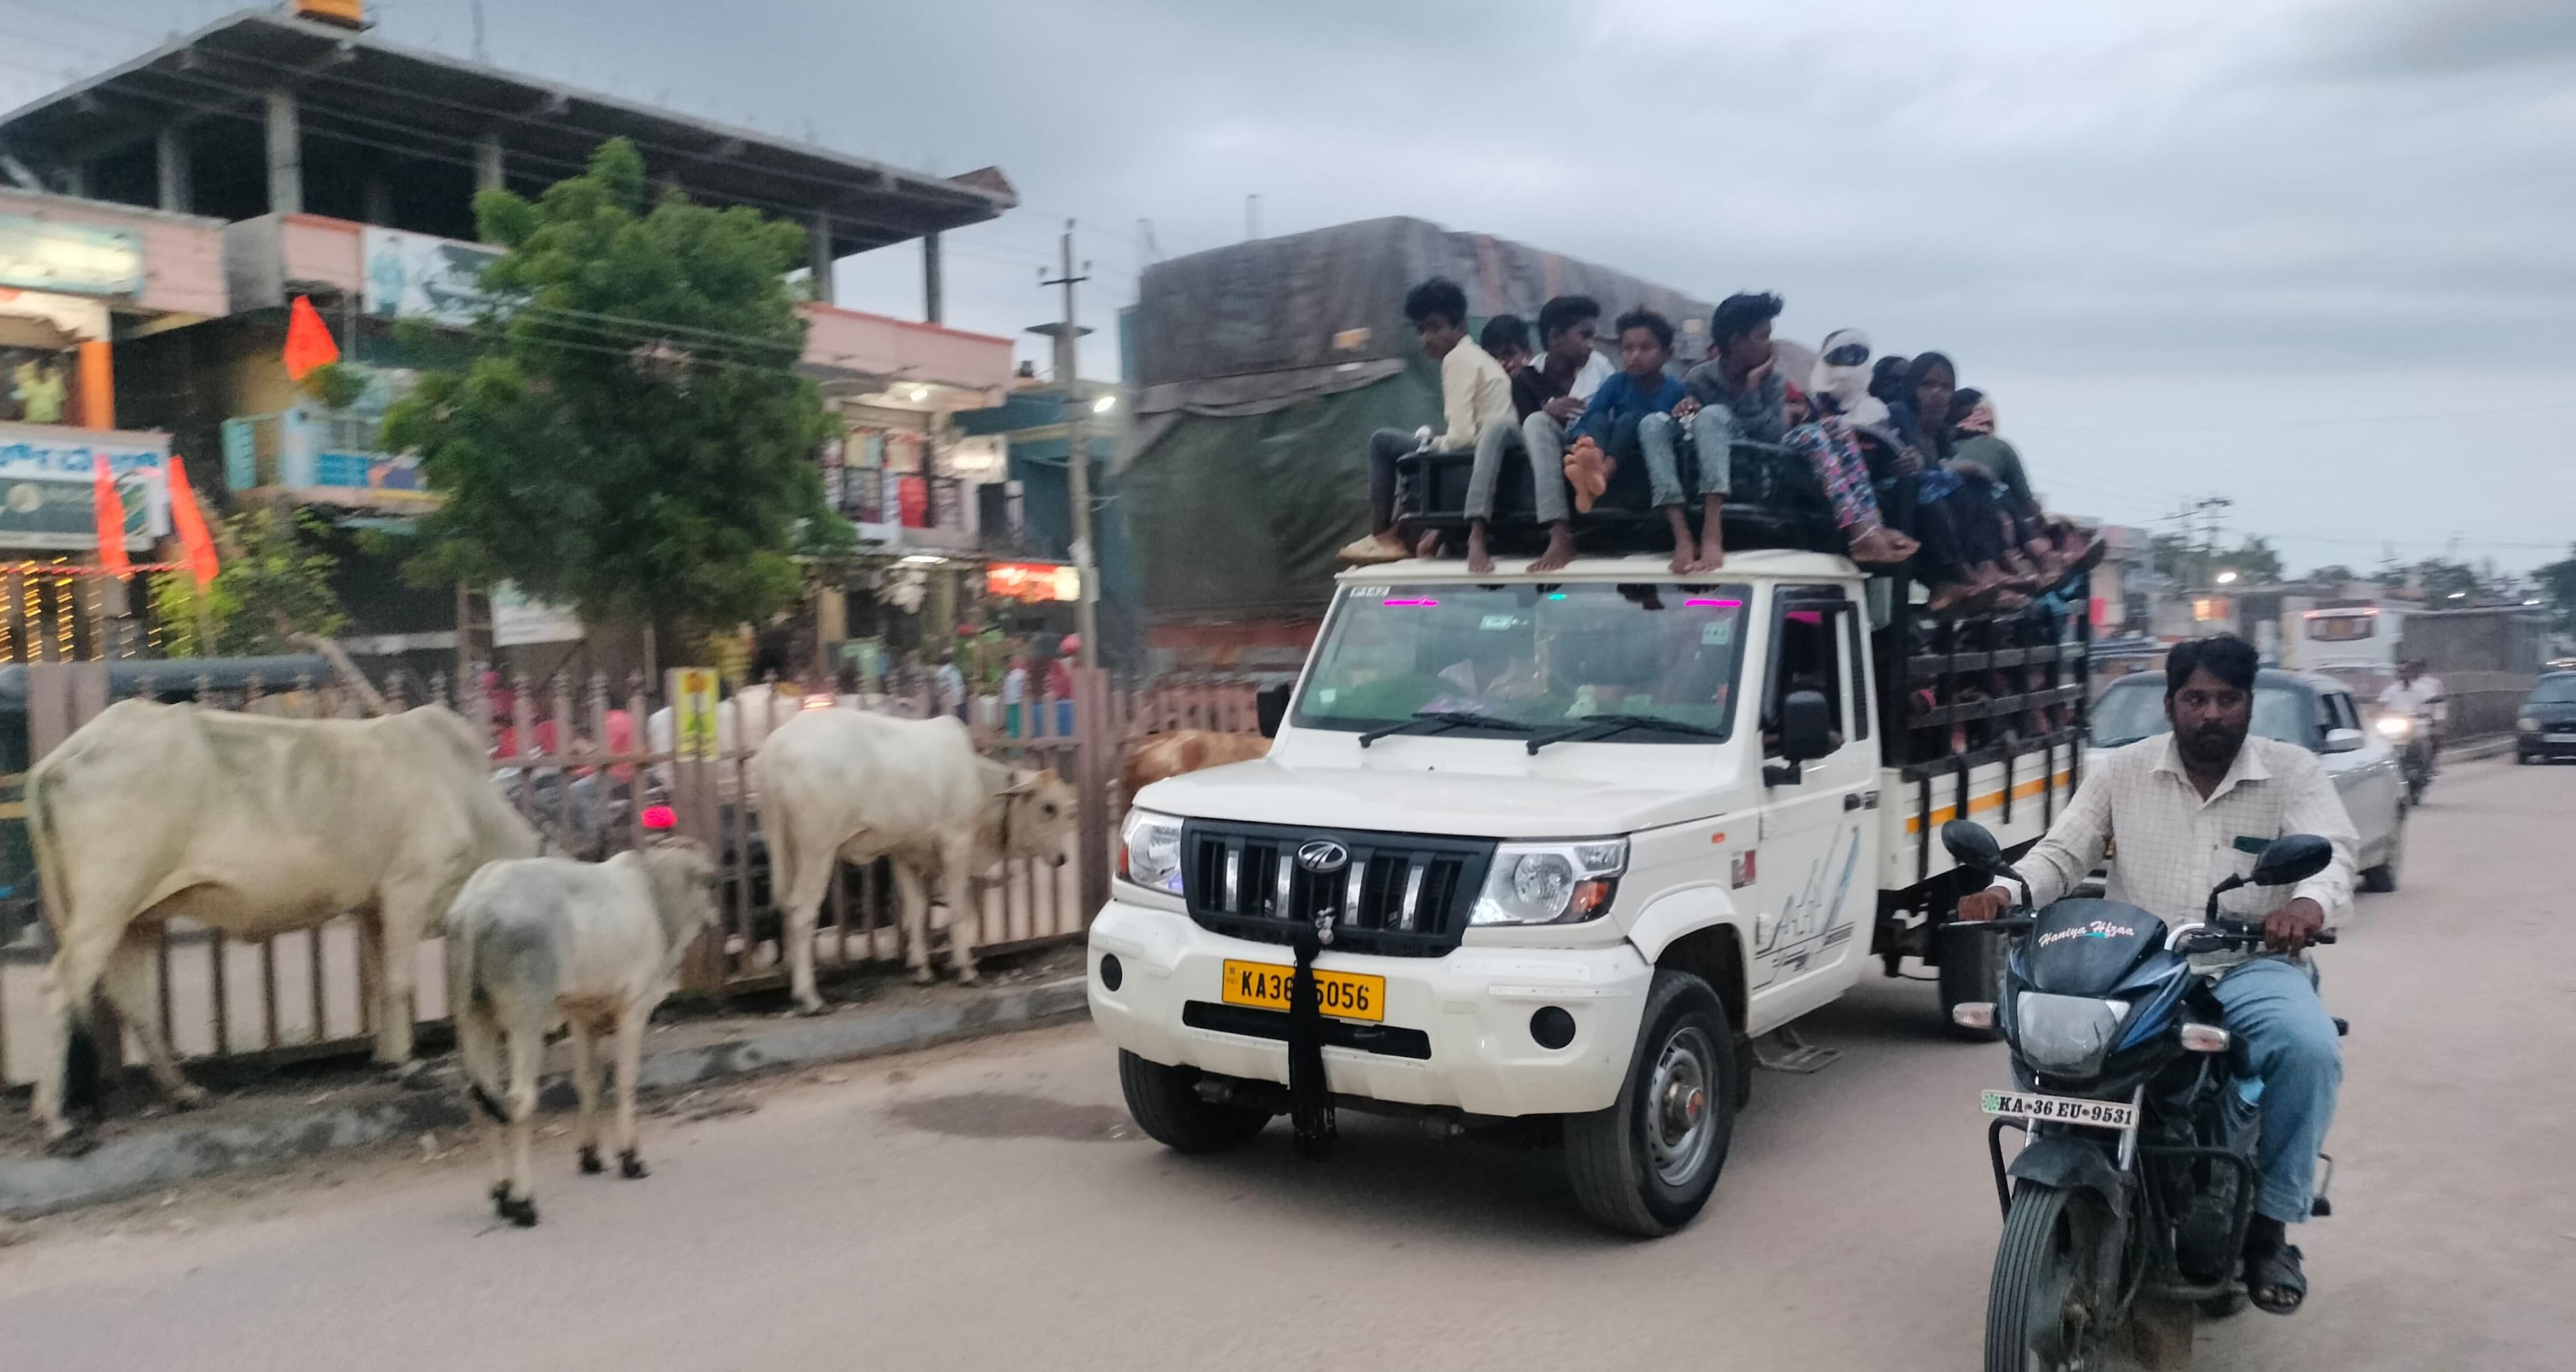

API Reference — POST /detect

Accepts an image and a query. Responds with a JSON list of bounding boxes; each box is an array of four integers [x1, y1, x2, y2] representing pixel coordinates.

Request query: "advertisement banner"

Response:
[[0, 419, 171, 549], [0, 215, 143, 299], [361, 227, 500, 327]]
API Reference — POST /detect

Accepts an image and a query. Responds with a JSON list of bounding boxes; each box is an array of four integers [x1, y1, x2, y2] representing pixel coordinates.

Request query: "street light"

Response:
[[1092, 394, 1116, 415], [2216, 570, 2238, 585]]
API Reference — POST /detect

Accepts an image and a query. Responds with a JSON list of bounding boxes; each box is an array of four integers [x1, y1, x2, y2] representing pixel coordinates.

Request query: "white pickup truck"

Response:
[[1088, 551, 2091, 1234]]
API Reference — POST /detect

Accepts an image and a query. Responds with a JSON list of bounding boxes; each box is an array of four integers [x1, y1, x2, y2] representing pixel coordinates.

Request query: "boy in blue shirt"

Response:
[[1527, 308, 1685, 572]]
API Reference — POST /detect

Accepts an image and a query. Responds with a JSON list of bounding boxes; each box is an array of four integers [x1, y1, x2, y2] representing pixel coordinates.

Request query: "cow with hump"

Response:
[[26, 700, 539, 1153], [754, 709, 1077, 1012]]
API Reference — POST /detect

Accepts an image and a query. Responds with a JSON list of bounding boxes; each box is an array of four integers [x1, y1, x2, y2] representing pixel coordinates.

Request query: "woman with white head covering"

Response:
[[1810, 327, 1889, 427]]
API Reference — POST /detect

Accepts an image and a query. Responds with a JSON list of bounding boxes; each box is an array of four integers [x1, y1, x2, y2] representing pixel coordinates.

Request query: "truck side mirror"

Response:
[[1255, 684, 1290, 739], [1764, 688, 1834, 785]]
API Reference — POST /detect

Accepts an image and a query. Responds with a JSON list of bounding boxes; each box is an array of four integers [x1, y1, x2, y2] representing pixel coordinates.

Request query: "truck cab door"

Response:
[[1746, 586, 1877, 1026]]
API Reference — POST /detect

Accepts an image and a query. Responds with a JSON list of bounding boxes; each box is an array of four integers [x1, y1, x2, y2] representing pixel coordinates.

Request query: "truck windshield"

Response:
[[2091, 682, 2318, 751], [1294, 582, 1751, 742]]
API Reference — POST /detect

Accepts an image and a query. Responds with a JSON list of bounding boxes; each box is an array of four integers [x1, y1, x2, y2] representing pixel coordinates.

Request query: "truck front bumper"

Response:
[[1086, 900, 1651, 1118]]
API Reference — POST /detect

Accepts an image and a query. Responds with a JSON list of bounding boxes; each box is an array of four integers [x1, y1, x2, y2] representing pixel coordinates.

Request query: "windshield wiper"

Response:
[[1357, 710, 1535, 748], [1524, 712, 1731, 755]]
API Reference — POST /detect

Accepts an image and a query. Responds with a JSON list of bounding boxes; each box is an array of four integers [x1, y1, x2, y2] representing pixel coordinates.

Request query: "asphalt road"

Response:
[[0, 755, 2566, 1371]]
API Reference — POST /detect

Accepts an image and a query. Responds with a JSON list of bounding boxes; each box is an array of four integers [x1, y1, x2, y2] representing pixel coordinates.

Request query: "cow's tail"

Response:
[[444, 916, 507, 1124], [27, 765, 102, 1119]]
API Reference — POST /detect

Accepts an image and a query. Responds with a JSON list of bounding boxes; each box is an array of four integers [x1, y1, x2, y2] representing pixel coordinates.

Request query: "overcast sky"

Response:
[[7, 0, 2571, 576]]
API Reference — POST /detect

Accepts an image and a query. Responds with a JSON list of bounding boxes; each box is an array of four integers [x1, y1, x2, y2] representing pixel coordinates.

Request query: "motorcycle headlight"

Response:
[[2375, 715, 2411, 739], [2518, 716, 2541, 733], [2014, 992, 2133, 1077], [1470, 839, 1627, 925], [1118, 809, 1185, 896]]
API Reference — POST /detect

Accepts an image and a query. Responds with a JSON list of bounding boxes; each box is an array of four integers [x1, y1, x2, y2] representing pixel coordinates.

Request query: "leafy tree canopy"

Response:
[[382, 138, 846, 641]]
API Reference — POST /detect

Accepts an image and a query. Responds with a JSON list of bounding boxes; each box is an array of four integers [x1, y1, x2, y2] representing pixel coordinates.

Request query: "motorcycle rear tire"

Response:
[[1986, 1180, 2116, 1372]]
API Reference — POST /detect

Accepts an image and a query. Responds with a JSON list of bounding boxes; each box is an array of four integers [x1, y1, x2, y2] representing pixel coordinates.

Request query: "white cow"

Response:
[[26, 701, 539, 1152], [444, 839, 720, 1228], [754, 711, 1077, 1011]]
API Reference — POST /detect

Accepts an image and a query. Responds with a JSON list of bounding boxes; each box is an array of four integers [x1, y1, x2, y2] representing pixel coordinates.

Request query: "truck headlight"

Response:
[[2518, 716, 2541, 733], [2375, 715, 2411, 739], [1118, 809, 1185, 895], [1471, 839, 1627, 925]]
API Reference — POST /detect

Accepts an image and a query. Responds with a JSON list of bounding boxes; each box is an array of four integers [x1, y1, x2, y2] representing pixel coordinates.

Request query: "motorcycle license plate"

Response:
[[1981, 1089, 2137, 1131]]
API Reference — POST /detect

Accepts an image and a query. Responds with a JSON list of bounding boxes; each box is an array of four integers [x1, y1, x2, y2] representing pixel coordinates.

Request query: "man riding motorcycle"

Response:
[[2377, 658, 2444, 783], [1959, 634, 2354, 1316]]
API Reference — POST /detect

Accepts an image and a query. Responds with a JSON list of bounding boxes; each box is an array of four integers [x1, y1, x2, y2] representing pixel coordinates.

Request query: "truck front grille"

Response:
[[1179, 820, 1496, 957]]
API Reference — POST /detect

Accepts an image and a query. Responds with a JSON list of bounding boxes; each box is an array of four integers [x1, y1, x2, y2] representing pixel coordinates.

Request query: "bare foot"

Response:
[[1847, 526, 1919, 566], [1664, 506, 1697, 575], [1528, 522, 1577, 573], [1465, 522, 1494, 576], [1563, 441, 1610, 514], [1414, 528, 1444, 559], [1336, 531, 1410, 565]]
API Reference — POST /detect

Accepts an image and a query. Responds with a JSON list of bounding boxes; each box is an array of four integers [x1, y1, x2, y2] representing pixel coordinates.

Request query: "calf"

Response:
[[443, 839, 720, 1227], [755, 711, 1077, 1011]]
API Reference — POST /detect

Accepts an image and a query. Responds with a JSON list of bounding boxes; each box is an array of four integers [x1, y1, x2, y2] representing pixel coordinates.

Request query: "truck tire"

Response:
[[1939, 921, 2008, 1042], [1563, 970, 1736, 1237], [1117, 1051, 1271, 1154]]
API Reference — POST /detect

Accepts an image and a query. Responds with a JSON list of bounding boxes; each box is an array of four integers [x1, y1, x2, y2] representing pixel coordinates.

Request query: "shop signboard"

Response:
[[986, 561, 1080, 603], [0, 419, 171, 549], [668, 668, 722, 760], [490, 583, 584, 646], [361, 227, 500, 327], [0, 215, 143, 299]]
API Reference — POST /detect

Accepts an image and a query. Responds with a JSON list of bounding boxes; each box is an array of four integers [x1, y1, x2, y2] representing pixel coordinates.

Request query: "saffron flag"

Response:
[[167, 455, 221, 590], [91, 455, 132, 577], [284, 295, 341, 380]]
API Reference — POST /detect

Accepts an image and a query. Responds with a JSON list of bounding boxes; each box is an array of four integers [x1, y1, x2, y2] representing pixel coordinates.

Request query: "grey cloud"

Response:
[[2299, 0, 2576, 79]]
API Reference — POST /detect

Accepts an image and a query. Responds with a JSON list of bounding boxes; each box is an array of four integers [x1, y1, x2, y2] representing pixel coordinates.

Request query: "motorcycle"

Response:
[[2373, 710, 2432, 803], [1940, 820, 2341, 1372]]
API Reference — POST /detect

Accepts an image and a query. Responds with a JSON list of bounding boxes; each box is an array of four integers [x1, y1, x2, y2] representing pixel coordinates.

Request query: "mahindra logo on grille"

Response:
[[1295, 839, 1350, 873]]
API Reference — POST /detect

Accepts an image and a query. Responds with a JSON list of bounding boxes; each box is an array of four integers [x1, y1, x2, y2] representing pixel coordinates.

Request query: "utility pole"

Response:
[[1040, 221, 1101, 669]]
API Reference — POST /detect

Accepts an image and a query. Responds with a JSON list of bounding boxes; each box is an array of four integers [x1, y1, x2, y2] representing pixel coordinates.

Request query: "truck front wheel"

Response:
[[1117, 1050, 1271, 1154], [1563, 970, 1736, 1237]]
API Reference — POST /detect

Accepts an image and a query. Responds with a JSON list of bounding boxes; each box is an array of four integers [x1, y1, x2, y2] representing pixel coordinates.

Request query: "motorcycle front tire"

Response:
[[1986, 1180, 2118, 1372]]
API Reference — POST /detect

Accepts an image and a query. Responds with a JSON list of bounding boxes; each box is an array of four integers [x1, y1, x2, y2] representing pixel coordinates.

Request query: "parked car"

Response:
[[2088, 669, 2407, 892], [2514, 671, 2576, 764]]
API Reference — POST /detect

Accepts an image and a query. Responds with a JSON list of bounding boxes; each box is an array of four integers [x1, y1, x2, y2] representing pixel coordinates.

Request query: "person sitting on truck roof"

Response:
[[1891, 352, 2030, 613], [1809, 327, 1891, 427], [1527, 308, 1687, 573], [1454, 312, 1542, 575], [1959, 634, 2354, 1318], [1339, 277, 1517, 566], [1780, 383, 1921, 567], [1639, 291, 1791, 575]]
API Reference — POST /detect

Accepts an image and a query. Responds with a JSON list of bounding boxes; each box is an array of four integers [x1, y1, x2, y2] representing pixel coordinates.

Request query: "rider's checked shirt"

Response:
[[1993, 735, 2357, 944]]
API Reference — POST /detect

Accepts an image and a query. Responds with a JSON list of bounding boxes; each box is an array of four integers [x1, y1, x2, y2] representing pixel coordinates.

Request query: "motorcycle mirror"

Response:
[[1940, 820, 2007, 876], [2250, 833, 2333, 888]]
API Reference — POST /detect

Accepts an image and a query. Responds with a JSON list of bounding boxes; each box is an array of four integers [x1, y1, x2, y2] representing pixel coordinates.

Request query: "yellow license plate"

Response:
[[1220, 959, 1386, 1023]]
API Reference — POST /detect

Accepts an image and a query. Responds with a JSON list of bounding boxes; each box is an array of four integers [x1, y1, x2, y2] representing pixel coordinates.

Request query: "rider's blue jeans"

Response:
[[2211, 957, 2342, 1224]]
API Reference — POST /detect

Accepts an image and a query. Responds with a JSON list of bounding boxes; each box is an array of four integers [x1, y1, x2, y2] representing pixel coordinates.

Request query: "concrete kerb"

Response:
[[2444, 735, 2516, 763], [0, 975, 1090, 1220]]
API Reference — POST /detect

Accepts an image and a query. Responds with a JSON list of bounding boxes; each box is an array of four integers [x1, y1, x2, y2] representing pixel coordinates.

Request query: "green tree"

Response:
[[151, 507, 350, 657], [2217, 535, 2283, 585], [2411, 558, 2485, 602], [2533, 545, 2576, 632], [381, 138, 846, 647], [2306, 564, 2358, 585]]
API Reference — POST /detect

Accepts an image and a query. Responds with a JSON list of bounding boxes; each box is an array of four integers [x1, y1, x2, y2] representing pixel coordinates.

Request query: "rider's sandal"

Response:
[[2244, 1242, 2308, 1316]]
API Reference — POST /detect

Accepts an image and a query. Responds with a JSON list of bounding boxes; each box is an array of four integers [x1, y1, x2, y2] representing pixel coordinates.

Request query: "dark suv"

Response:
[[2515, 673, 2576, 764]]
